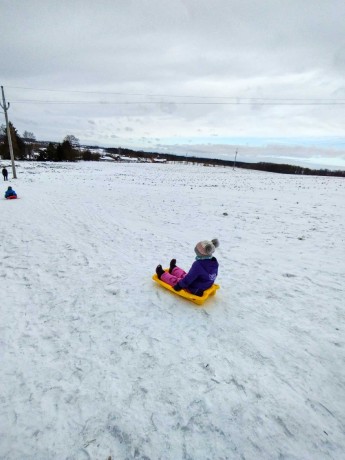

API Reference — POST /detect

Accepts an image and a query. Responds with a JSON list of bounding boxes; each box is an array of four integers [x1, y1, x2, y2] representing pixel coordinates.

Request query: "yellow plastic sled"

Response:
[[152, 269, 220, 306]]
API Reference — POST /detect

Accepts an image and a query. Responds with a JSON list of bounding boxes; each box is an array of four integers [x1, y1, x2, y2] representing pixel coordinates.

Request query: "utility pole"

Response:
[[1, 86, 17, 179], [233, 149, 238, 170]]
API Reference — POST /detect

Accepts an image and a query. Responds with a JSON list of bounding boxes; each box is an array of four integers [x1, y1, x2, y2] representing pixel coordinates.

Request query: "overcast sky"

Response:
[[1, 0, 345, 168]]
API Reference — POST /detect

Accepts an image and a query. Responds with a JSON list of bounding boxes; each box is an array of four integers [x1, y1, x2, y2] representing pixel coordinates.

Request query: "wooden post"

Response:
[[1, 86, 17, 179]]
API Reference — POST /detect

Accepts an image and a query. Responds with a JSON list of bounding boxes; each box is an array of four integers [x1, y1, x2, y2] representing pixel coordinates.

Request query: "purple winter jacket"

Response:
[[178, 257, 219, 295]]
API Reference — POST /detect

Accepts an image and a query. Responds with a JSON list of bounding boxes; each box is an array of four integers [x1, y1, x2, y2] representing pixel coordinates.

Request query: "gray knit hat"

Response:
[[194, 238, 219, 257]]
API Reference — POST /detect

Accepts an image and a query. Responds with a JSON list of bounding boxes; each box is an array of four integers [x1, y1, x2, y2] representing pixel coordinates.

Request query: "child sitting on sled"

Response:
[[156, 238, 219, 297], [4, 186, 17, 199]]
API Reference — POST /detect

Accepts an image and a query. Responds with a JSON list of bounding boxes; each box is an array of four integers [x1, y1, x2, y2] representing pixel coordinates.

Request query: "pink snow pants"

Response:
[[161, 266, 187, 287]]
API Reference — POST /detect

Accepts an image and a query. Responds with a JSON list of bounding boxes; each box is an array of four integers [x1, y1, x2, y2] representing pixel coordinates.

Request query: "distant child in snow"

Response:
[[156, 238, 219, 297], [2, 167, 8, 181], [5, 186, 17, 199]]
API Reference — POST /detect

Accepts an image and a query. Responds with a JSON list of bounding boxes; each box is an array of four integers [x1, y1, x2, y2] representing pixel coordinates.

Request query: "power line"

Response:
[[5, 85, 345, 103], [9, 99, 345, 106]]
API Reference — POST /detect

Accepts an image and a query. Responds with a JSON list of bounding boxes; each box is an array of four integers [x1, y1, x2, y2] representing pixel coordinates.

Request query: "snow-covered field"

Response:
[[1, 161, 344, 460]]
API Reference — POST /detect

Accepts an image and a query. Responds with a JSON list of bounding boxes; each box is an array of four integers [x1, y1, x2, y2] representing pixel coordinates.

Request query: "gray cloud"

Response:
[[1, 0, 345, 168]]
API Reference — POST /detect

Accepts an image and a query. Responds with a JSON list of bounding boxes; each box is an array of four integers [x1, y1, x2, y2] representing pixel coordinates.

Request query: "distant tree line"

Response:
[[1, 123, 344, 176], [0, 124, 100, 162], [105, 147, 345, 177]]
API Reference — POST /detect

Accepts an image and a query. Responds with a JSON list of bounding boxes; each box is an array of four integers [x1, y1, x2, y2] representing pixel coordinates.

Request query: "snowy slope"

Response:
[[0, 161, 344, 460]]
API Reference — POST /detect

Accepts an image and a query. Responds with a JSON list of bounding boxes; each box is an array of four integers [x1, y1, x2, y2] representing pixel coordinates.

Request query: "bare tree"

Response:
[[64, 134, 80, 148], [22, 131, 36, 141]]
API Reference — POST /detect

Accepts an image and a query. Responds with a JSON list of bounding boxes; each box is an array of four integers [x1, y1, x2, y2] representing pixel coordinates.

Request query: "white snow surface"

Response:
[[1, 162, 344, 460]]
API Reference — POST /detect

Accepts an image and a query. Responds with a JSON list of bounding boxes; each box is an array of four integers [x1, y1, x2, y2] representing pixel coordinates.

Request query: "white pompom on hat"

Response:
[[194, 238, 219, 257]]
